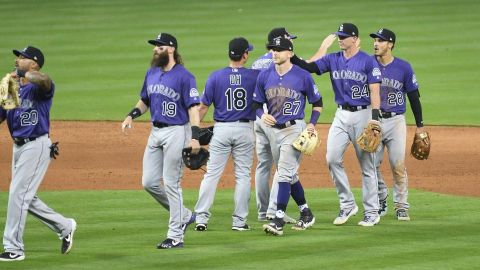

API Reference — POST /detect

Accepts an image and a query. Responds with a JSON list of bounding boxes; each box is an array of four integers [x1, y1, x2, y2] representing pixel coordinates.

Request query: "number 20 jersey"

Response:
[[6, 82, 54, 138], [314, 51, 381, 106], [201, 67, 260, 122]]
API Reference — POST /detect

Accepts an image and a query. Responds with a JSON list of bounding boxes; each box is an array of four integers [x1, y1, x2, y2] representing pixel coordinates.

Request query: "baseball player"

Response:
[[0, 46, 76, 262], [291, 23, 383, 226], [121, 33, 199, 249], [369, 28, 426, 221], [250, 27, 297, 224], [253, 37, 323, 236], [193, 37, 258, 231]]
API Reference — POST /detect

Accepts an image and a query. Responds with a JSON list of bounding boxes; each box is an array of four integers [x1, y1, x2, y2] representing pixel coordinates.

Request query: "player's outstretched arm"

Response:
[[308, 34, 336, 62], [122, 100, 148, 134], [20, 70, 52, 92]]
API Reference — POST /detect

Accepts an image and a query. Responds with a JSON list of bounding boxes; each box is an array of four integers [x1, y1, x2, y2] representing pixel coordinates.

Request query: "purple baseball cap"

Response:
[[13, 46, 45, 68], [335, 23, 359, 37], [370, 28, 396, 43], [229, 37, 254, 57]]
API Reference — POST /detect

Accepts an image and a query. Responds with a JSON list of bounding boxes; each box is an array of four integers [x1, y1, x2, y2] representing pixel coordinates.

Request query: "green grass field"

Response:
[[0, 189, 479, 270], [0, 0, 479, 125]]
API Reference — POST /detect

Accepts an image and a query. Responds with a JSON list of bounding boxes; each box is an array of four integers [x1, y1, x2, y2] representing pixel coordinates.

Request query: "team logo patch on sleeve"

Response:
[[412, 74, 418, 85], [372, 68, 381, 77], [189, 88, 199, 97]]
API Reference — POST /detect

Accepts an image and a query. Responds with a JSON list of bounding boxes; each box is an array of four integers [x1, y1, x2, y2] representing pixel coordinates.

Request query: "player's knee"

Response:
[[326, 153, 342, 167]]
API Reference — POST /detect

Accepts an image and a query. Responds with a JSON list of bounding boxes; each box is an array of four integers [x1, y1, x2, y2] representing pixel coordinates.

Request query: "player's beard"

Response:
[[151, 51, 169, 68]]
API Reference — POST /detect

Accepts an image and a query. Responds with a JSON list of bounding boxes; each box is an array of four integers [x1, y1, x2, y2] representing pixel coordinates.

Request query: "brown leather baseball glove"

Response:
[[0, 73, 20, 110], [356, 120, 382, 153], [411, 131, 431, 160]]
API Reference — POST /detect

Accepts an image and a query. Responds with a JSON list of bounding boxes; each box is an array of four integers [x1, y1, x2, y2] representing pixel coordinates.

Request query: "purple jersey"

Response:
[[251, 52, 273, 71], [375, 57, 419, 114], [6, 81, 54, 138], [201, 67, 260, 121], [253, 65, 321, 124], [140, 64, 200, 125], [315, 51, 381, 106]]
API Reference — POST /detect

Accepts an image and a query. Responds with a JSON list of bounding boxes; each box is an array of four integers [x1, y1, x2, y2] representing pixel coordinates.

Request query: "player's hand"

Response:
[[321, 34, 336, 50], [189, 139, 200, 154], [121, 116, 133, 134], [261, 114, 277, 126], [369, 119, 381, 135], [306, 123, 316, 135]]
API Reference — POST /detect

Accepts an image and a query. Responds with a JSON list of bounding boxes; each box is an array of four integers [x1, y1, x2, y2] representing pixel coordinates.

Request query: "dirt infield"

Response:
[[0, 121, 478, 197]]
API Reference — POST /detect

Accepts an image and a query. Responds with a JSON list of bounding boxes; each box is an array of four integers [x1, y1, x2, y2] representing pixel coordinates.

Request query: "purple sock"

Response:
[[277, 182, 291, 211], [291, 181, 306, 206]]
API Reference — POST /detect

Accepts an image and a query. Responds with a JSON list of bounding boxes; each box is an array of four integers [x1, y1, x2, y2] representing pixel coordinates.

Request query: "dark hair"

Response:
[[174, 50, 183, 65], [229, 53, 243, 62]]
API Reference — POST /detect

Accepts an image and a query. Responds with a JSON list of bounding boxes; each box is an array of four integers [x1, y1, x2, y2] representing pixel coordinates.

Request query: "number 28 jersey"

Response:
[[140, 64, 200, 125], [6, 82, 54, 138], [315, 51, 381, 106], [201, 67, 260, 122], [375, 56, 419, 114]]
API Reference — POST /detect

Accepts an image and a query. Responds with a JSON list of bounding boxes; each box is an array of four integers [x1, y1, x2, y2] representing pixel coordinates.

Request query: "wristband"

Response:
[[372, 109, 380, 121], [191, 126, 200, 140], [127, 108, 142, 119], [309, 110, 321, 125]]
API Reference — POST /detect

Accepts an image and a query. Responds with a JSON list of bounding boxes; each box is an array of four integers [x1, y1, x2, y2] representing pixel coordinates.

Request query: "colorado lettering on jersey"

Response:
[[382, 77, 404, 91], [20, 99, 34, 109], [147, 84, 180, 101], [332, 70, 367, 83], [265, 87, 301, 100]]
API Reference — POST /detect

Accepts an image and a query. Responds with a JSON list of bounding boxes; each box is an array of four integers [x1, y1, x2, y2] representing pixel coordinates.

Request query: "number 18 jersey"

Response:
[[201, 67, 260, 122]]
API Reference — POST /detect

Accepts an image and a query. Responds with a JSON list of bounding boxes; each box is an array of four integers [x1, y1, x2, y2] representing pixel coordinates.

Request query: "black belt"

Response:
[[153, 121, 172, 128], [216, 119, 251, 123], [272, 120, 297, 129], [13, 137, 37, 146], [381, 112, 403, 119], [338, 104, 368, 112]]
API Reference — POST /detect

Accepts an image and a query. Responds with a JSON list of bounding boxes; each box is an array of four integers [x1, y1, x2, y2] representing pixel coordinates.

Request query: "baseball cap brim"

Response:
[[13, 49, 31, 59], [288, 34, 297, 39], [266, 45, 290, 51], [148, 40, 171, 46], [369, 33, 389, 41], [335, 32, 353, 37], [247, 44, 254, 52]]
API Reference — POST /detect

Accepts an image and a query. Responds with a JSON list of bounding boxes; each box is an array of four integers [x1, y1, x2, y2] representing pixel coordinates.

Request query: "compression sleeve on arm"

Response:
[[291, 55, 321, 74], [407, 90, 424, 127]]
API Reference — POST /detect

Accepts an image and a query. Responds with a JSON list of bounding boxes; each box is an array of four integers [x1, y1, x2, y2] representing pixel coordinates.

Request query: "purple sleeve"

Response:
[[139, 72, 149, 103], [201, 73, 215, 106], [366, 57, 382, 84], [253, 72, 266, 103], [404, 64, 419, 92], [182, 74, 200, 108], [314, 54, 331, 74], [304, 74, 321, 104]]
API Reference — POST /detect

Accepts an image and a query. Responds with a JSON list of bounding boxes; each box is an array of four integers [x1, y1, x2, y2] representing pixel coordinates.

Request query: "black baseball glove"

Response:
[[182, 147, 209, 170], [50, 141, 59, 159], [198, 126, 214, 145]]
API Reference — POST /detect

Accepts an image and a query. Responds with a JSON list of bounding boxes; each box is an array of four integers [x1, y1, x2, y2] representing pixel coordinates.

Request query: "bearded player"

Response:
[[122, 33, 199, 249]]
